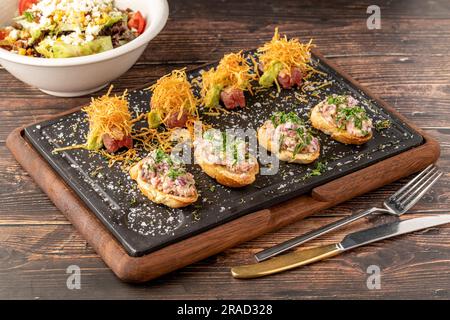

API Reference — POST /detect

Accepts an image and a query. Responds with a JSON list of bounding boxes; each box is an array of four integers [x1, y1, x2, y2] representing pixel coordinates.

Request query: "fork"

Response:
[[255, 164, 443, 262]]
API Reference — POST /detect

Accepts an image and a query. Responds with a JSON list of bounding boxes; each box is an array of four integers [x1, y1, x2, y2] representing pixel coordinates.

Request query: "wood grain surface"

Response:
[[1, 0, 449, 299]]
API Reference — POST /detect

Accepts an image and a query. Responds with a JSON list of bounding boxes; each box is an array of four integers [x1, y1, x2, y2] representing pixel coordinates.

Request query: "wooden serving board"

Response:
[[6, 51, 440, 282]]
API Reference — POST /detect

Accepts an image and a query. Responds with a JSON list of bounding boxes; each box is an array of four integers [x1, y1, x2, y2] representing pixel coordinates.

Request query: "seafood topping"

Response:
[[320, 95, 373, 137], [268, 111, 319, 155], [194, 130, 258, 174], [140, 149, 197, 198]]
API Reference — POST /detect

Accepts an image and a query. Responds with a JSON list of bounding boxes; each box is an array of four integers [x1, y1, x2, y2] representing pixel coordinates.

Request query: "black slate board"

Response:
[[24, 52, 423, 256]]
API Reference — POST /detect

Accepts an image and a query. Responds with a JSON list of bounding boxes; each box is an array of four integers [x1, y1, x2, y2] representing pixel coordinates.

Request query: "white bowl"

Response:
[[0, 0, 169, 97]]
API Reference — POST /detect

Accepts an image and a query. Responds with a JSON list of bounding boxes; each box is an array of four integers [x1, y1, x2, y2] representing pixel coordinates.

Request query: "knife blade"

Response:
[[231, 215, 450, 279]]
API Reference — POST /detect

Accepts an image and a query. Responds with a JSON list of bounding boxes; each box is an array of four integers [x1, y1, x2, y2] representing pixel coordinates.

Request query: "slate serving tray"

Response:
[[23, 52, 423, 257]]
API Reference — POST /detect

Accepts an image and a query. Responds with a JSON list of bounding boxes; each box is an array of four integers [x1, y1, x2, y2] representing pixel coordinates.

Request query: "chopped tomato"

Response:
[[19, 0, 39, 15], [128, 11, 146, 35], [0, 30, 9, 41]]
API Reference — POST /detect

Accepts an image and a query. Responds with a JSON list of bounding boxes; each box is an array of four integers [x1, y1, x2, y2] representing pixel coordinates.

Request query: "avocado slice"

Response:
[[29, 29, 41, 44], [52, 36, 113, 58], [148, 110, 162, 129], [259, 61, 283, 88], [35, 38, 54, 58], [204, 84, 223, 108], [85, 127, 104, 151], [104, 14, 125, 28]]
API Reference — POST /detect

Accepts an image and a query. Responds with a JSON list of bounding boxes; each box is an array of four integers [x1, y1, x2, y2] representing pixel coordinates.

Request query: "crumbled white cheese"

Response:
[[85, 24, 101, 41], [26, 0, 122, 46], [7, 29, 19, 41]]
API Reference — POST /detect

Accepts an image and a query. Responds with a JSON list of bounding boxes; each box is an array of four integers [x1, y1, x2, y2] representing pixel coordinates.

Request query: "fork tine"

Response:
[[395, 166, 437, 202], [390, 164, 435, 200], [400, 170, 443, 211]]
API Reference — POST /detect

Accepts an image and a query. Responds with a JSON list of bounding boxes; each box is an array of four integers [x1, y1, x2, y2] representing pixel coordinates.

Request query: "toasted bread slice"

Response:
[[310, 101, 373, 145], [130, 162, 198, 209], [195, 151, 259, 188], [257, 122, 320, 164]]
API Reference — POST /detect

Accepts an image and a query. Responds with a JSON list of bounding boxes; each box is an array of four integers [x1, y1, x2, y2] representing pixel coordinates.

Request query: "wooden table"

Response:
[[1, 0, 449, 299]]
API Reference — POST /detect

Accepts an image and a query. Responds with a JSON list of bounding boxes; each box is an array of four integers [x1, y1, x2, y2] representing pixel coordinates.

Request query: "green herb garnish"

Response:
[[336, 106, 368, 130], [270, 111, 302, 126], [301, 161, 328, 180], [154, 148, 171, 164], [167, 167, 184, 180], [311, 161, 327, 176], [327, 95, 346, 106], [327, 95, 370, 130], [293, 142, 306, 156]]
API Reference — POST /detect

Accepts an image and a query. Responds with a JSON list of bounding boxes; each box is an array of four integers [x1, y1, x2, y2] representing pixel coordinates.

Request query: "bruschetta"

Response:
[[194, 130, 259, 188], [257, 111, 320, 164], [257, 28, 313, 90], [130, 149, 198, 208], [201, 51, 255, 110], [310, 94, 373, 145]]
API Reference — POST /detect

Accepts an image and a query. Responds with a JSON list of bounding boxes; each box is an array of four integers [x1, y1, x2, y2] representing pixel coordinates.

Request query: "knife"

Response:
[[231, 214, 450, 279]]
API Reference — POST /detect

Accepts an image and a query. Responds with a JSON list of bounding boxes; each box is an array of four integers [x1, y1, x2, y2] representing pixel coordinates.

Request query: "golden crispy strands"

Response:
[[52, 86, 133, 152], [83, 87, 132, 143], [258, 28, 314, 73], [200, 51, 255, 104], [148, 68, 199, 126]]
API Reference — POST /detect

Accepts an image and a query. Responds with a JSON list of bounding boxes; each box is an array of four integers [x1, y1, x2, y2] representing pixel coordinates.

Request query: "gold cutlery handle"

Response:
[[231, 243, 343, 279]]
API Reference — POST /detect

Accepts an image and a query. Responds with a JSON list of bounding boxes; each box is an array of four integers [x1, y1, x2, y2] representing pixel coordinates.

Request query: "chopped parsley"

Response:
[[292, 132, 313, 157], [154, 148, 172, 164], [311, 161, 327, 176], [336, 106, 368, 130], [326, 95, 370, 131], [167, 167, 184, 180], [269, 111, 316, 157], [270, 111, 302, 126], [293, 141, 306, 156], [302, 161, 328, 180], [327, 95, 347, 106], [296, 126, 305, 136]]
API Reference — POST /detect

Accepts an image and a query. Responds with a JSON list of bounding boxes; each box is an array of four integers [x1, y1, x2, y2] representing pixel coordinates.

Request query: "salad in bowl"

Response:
[[0, 0, 147, 58], [0, 0, 168, 96]]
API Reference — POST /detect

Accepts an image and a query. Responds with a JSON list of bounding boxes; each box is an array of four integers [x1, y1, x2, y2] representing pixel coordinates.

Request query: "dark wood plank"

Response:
[[1, 55, 449, 127], [0, 0, 449, 299], [1, 215, 450, 299]]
